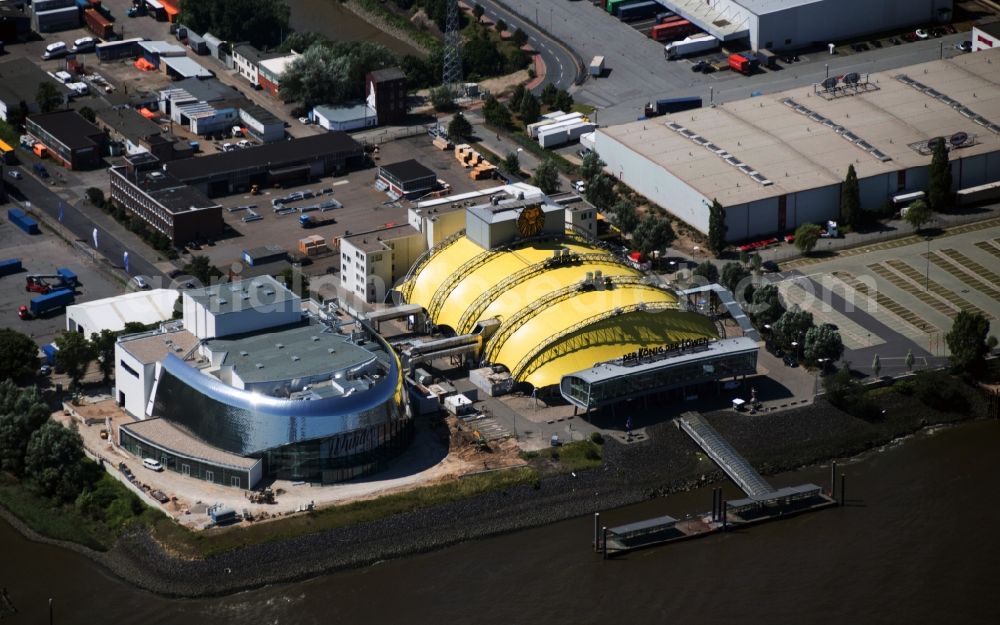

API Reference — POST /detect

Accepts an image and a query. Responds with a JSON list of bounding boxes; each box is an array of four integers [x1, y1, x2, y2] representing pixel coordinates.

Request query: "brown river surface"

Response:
[[2, 420, 999, 623], [286, 0, 422, 57]]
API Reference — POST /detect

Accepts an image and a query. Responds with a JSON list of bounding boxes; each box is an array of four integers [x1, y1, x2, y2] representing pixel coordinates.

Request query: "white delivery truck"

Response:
[[664, 35, 719, 60], [589, 55, 605, 77]]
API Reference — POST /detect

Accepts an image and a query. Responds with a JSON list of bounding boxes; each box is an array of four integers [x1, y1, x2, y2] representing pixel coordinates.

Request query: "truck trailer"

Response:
[[616, 0, 659, 21], [644, 96, 703, 117], [650, 19, 696, 42], [589, 56, 605, 77], [83, 7, 114, 40], [664, 34, 720, 59], [0, 258, 22, 277], [8, 208, 40, 235], [21, 288, 74, 319], [728, 53, 759, 75]]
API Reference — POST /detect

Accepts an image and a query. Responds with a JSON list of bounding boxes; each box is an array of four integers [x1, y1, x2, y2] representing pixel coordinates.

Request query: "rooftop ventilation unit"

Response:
[[291, 356, 300, 362], [276, 343, 284, 349], [240, 350, 249, 356], [255, 363, 264, 369]]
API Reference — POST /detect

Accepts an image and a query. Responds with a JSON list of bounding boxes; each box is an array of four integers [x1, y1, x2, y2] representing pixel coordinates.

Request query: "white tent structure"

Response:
[[66, 289, 179, 336]]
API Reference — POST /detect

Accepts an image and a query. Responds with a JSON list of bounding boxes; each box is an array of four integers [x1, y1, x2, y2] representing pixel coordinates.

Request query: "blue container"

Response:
[[0, 258, 22, 277], [8, 208, 40, 235]]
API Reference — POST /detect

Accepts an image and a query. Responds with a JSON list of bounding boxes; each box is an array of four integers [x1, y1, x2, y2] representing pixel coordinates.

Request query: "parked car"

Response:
[[955, 41, 972, 52], [691, 60, 708, 72], [132, 276, 150, 290], [915, 29, 929, 39], [783, 355, 799, 368], [298, 116, 311, 125], [761, 260, 780, 273], [70, 37, 96, 53], [41, 41, 67, 60], [869, 40, 883, 48], [7, 169, 22, 180], [33, 163, 49, 178], [889, 37, 901, 45], [142, 458, 163, 471]]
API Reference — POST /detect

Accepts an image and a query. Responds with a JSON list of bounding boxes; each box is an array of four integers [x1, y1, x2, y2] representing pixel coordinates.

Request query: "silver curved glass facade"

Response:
[[150, 344, 411, 482]]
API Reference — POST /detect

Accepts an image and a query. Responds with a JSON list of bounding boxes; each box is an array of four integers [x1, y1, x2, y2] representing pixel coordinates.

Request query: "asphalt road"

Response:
[[2, 165, 161, 282], [478, 0, 582, 92]]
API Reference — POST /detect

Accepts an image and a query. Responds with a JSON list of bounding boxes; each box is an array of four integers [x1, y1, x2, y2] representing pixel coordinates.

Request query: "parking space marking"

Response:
[[885, 259, 993, 319], [868, 262, 958, 318], [834, 270, 937, 335], [926, 250, 1000, 305], [777, 278, 884, 350], [974, 240, 1000, 262]]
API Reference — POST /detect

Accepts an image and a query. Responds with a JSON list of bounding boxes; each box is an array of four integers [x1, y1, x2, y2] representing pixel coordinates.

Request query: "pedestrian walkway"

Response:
[[677, 412, 772, 498]]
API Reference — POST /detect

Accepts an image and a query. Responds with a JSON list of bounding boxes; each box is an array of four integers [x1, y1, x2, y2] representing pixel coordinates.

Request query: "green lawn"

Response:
[[524, 439, 604, 473]]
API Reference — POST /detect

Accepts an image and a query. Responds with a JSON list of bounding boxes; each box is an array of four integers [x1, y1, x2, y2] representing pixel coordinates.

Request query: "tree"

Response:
[[85, 187, 105, 207], [739, 249, 750, 266], [473, 3, 484, 19], [430, 85, 455, 112], [277, 267, 310, 298], [750, 252, 763, 274], [531, 157, 560, 194], [36, 82, 63, 114], [511, 27, 528, 47], [540, 83, 558, 107], [78, 106, 97, 123], [631, 215, 675, 259], [553, 89, 574, 112], [25, 421, 90, 503], [495, 18, 507, 33], [840, 164, 861, 229], [749, 283, 785, 328], [804, 323, 844, 365], [179, 0, 290, 49], [183, 255, 222, 286], [612, 198, 639, 234], [584, 173, 616, 209], [280, 41, 397, 108], [510, 84, 527, 111], [903, 199, 933, 232], [55, 331, 93, 388], [519, 91, 540, 123], [580, 151, 606, 181], [0, 381, 50, 476], [0, 329, 39, 383], [773, 305, 814, 351], [794, 223, 822, 255], [693, 261, 719, 284], [278, 31, 330, 54], [482, 94, 512, 129], [945, 310, 992, 377], [905, 349, 915, 372], [720, 262, 751, 293], [872, 354, 882, 378], [502, 151, 521, 175], [90, 329, 117, 384], [707, 199, 726, 256], [927, 139, 952, 212], [447, 112, 472, 140]]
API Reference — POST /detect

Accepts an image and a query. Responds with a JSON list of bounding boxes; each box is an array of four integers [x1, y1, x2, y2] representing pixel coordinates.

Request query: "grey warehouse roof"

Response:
[[314, 102, 374, 123]]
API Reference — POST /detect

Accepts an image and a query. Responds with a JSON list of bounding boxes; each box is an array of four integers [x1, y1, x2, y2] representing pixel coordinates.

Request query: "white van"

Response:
[[142, 458, 163, 471], [42, 41, 67, 60], [71, 37, 96, 53]]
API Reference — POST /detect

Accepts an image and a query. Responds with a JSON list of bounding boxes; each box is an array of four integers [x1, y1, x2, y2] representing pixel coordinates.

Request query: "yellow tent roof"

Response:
[[400, 235, 718, 387]]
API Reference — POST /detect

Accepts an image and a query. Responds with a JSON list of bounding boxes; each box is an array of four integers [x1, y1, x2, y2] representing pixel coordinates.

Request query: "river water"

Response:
[[286, 0, 422, 57], [2, 420, 999, 624]]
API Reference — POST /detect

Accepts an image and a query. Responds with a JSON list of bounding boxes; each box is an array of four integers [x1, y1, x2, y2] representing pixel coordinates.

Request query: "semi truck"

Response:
[[84, 8, 114, 40], [650, 19, 696, 42], [643, 96, 703, 117], [20, 288, 75, 319], [664, 34, 720, 59], [728, 53, 759, 75], [299, 214, 337, 228]]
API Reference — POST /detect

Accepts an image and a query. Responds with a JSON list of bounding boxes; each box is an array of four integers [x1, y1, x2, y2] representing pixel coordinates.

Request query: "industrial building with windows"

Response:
[[662, 0, 952, 52], [25, 110, 107, 170], [109, 153, 224, 245], [396, 189, 758, 406], [595, 49, 1000, 243], [114, 275, 410, 488]]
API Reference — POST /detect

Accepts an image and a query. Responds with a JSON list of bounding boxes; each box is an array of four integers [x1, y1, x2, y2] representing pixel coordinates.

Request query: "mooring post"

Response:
[[602, 527, 608, 560], [840, 474, 846, 507], [830, 461, 837, 497], [593, 513, 600, 551]]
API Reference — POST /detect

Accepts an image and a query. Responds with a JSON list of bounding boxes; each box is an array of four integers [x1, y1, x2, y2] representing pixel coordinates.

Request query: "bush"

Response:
[[913, 370, 970, 413], [590, 431, 604, 445]]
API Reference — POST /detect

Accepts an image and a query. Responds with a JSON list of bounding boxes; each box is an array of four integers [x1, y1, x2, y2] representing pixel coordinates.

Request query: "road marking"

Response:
[[332, 180, 349, 187]]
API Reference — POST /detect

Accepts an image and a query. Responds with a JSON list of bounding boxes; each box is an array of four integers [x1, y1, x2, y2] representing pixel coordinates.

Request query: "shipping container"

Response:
[[0, 258, 22, 277], [605, 0, 632, 14], [538, 121, 596, 148], [649, 19, 696, 42], [527, 112, 582, 138], [616, 0, 659, 21], [83, 7, 113, 40], [30, 288, 74, 316], [8, 208, 40, 235], [755, 48, 777, 68], [31, 6, 81, 33], [144, 0, 166, 21], [655, 12, 676, 24], [56, 267, 78, 288], [589, 55, 605, 77], [96, 37, 143, 61]]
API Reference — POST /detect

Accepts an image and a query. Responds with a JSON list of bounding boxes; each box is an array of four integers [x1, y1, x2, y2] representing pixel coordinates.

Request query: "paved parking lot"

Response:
[[191, 135, 504, 275], [0, 216, 123, 347], [773, 223, 1000, 376]]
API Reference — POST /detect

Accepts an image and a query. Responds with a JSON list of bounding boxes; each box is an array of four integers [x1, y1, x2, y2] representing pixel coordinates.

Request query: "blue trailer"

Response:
[[57, 268, 78, 288], [616, 0, 659, 21], [29, 288, 74, 317], [0, 258, 22, 277], [8, 208, 40, 235], [41, 343, 59, 366]]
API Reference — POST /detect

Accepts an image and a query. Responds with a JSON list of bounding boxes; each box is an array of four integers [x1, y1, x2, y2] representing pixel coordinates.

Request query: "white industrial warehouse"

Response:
[[595, 48, 1000, 242], [664, 0, 953, 52]]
